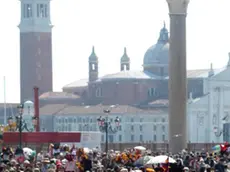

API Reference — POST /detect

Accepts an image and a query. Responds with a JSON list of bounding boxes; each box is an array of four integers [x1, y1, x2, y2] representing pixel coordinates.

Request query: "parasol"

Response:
[[134, 155, 154, 166], [134, 146, 146, 151], [146, 155, 176, 164]]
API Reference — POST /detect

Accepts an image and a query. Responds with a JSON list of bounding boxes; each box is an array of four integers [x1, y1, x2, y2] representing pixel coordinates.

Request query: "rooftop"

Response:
[[62, 67, 227, 88], [62, 79, 88, 89], [39, 92, 80, 99], [97, 71, 161, 81], [40, 104, 167, 116]]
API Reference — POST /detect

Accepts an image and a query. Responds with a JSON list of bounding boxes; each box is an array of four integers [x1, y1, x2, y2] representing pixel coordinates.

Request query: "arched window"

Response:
[[37, 4, 48, 18], [92, 64, 95, 70], [96, 87, 102, 97], [148, 88, 157, 97], [23, 4, 32, 18]]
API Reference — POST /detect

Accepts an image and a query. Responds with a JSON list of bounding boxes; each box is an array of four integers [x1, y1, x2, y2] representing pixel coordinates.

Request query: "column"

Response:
[[208, 83, 213, 143], [218, 87, 223, 143], [166, 0, 190, 153]]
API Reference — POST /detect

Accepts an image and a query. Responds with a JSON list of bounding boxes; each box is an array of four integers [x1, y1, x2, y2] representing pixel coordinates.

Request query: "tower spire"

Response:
[[89, 46, 98, 61], [92, 46, 95, 55], [89, 46, 98, 82], [158, 22, 169, 43], [124, 47, 127, 55], [120, 47, 130, 71]]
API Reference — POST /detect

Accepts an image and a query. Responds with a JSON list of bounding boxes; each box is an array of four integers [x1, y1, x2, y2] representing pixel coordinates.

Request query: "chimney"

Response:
[[208, 63, 214, 77]]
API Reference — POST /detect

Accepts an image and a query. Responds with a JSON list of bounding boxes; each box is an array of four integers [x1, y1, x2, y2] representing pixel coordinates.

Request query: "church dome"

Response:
[[143, 23, 169, 67]]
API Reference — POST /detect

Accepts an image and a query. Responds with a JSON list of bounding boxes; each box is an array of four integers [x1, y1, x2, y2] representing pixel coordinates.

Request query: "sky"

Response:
[[0, 0, 230, 103]]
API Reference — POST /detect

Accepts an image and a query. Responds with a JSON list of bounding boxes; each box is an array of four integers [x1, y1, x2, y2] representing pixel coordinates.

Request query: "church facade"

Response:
[[6, 0, 230, 145], [62, 25, 205, 106], [38, 24, 230, 144]]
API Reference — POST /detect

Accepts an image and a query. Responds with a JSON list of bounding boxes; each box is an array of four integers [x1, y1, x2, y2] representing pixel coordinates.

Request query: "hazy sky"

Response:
[[0, 0, 230, 103]]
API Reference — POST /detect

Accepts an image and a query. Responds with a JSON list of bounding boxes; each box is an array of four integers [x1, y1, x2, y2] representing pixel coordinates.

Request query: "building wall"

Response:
[[87, 78, 204, 105], [187, 79, 204, 98], [188, 70, 230, 143], [40, 115, 54, 132], [47, 113, 168, 143], [20, 32, 53, 102], [88, 80, 166, 105]]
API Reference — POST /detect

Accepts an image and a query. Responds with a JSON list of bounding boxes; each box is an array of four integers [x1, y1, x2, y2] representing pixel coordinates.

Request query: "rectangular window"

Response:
[[140, 125, 143, 132], [148, 88, 157, 97], [37, 4, 48, 18], [68, 124, 71, 131], [119, 135, 122, 142], [162, 135, 165, 141], [131, 135, 134, 141], [140, 135, 143, 141], [109, 135, 114, 143], [131, 125, 134, 131], [153, 135, 157, 141], [162, 125, 165, 132], [24, 4, 32, 18], [78, 124, 82, 131]]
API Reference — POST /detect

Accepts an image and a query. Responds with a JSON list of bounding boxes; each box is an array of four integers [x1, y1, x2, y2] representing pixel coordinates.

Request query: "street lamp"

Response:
[[17, 104, 24, 148], [97, 109, 120, 154]]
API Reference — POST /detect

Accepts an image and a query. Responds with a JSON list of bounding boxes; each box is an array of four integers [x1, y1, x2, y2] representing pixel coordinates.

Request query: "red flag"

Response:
[[220, 144, 227, 152]]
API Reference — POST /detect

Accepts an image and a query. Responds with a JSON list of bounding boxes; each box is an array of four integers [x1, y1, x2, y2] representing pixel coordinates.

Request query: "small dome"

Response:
[[24, 100, 34, 106], [143, 23, 169, 67], [89, 46, 98, 62]]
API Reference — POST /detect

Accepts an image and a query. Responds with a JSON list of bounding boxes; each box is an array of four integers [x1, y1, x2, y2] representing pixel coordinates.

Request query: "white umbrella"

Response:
[[83, 147, 91, 154], [146, 155, 176, 164], [134, 146, 146, 151], [134, 156, 154, 166], [23, 147, 36, 160]]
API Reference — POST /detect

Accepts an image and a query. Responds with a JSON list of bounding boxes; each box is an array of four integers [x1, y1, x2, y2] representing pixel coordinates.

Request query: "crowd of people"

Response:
[[0, 143, 230, 172]]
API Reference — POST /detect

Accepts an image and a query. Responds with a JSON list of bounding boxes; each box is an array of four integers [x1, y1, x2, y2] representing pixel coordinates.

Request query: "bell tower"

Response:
[[88, 46, 99, 82], [19, 0, 53, 102]]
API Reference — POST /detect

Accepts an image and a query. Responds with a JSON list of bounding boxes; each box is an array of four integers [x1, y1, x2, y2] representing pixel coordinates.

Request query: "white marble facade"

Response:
[[188, 65, 230, 143]]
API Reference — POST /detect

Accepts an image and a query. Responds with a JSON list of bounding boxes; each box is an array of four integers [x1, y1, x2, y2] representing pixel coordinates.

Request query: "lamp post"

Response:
[[97, 109, 120, 154], [17, 104, 24, 148]]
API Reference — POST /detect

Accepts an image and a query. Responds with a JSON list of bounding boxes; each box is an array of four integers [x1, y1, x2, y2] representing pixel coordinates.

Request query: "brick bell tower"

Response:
[[19, 0, 53, 102]]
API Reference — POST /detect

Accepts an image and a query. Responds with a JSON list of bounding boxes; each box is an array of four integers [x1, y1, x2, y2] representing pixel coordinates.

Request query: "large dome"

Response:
[[143, 24, 169, 67]]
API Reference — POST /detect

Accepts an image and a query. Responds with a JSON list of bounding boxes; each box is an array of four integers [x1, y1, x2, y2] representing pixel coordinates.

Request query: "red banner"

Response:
[[3, 132, 81, 143]]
